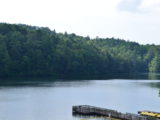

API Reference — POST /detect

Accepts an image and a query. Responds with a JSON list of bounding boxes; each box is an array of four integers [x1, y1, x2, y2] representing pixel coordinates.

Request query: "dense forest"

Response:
[[0, 23, 160, 77]]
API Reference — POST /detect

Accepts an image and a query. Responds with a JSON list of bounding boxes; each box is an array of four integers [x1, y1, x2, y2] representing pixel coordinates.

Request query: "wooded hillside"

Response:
[[0, 23, 160, 77]]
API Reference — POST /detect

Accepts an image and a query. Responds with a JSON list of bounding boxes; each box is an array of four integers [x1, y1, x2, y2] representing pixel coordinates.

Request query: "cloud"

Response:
[[117, 0, 160, 13], [117, 0, 143, 12], [140, 0, 160, 13]]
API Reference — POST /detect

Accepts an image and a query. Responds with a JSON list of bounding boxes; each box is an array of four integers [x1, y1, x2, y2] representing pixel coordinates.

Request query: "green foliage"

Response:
[[149, 55, 160, 72], [0, 23, 160, 77]]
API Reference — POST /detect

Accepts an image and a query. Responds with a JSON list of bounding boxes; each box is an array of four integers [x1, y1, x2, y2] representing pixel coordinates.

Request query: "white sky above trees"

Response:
[[0, 0, 160, 45]]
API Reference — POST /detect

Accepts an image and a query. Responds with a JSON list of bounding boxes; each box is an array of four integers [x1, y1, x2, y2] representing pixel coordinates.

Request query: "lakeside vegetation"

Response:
[[0, 23, 160, 77]]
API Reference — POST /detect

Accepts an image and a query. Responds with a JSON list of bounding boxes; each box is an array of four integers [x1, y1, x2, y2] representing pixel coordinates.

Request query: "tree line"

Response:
[[0, 23, 160, 77]]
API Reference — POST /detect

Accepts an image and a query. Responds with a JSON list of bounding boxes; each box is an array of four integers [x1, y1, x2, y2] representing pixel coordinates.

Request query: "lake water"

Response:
[[0, 74, 160, 120]]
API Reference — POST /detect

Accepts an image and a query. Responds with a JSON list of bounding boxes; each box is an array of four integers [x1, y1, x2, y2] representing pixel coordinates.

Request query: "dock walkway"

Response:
[[73, 105, 160, 120]]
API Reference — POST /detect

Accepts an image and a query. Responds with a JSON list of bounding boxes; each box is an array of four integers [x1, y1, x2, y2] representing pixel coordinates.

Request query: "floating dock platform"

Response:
[[73, 105, 160, 120]]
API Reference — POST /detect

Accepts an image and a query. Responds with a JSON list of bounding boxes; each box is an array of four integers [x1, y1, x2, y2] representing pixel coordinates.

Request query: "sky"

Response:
[[0, 0, 160, 45]]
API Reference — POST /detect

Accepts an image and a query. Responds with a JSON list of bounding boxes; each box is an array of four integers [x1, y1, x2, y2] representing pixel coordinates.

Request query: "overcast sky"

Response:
[[0, 0, 160, 45]]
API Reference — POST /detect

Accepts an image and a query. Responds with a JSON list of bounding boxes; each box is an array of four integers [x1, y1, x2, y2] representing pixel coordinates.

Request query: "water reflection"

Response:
[[137, 80, 160, 97], [148, 73, 160, 80], [0, 77, 92, 88], [0, 73, 160, 87]]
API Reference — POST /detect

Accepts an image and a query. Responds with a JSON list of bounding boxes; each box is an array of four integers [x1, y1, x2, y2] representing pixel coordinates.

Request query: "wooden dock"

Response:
[[72, 105, 160, 120]]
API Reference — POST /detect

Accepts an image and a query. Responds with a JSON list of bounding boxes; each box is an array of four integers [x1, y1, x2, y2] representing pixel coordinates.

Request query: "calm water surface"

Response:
[[0, 74, 160, 120]]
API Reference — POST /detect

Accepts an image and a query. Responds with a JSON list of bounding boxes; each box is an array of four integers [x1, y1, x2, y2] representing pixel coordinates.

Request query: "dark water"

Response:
[[0, 73, 160, 120]]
